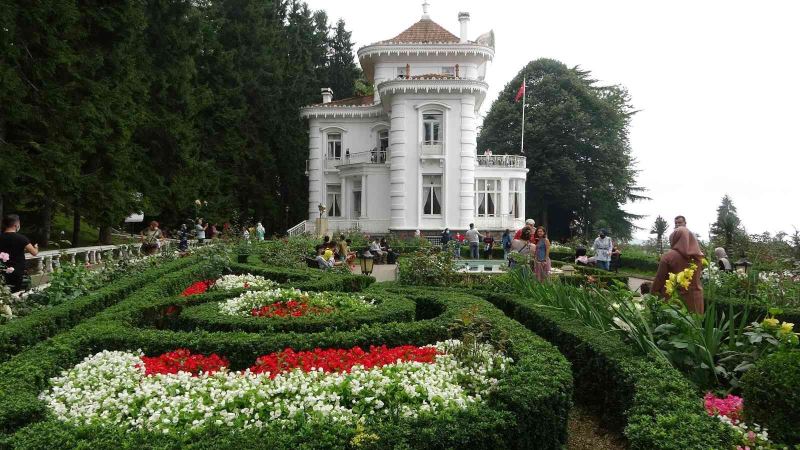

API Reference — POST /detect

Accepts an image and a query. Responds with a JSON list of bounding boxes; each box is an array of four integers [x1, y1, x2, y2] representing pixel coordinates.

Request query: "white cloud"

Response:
[[307, 0, 800, 240]]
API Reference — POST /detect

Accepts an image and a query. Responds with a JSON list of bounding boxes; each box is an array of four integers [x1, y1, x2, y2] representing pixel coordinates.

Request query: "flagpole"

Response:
[[520, 75, 525, 153]]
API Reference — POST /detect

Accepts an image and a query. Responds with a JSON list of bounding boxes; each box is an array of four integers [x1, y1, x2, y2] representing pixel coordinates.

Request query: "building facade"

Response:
[[294, 4, 527, 236]]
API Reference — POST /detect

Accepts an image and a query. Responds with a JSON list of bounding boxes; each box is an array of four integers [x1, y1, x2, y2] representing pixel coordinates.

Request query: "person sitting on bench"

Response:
[[369, 239, 386, 263]]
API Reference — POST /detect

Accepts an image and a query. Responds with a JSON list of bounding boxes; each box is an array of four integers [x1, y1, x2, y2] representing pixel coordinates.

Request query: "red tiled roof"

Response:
[[381, 19, 460, 44], [310, 95, 375, 107]]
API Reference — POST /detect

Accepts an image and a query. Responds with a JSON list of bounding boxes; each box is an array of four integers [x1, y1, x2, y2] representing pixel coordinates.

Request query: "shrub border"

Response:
[[478, 291, 737, 450]]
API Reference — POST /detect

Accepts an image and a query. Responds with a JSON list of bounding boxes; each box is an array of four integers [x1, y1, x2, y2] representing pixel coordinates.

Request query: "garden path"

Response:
[[351, 263, 397, 282]]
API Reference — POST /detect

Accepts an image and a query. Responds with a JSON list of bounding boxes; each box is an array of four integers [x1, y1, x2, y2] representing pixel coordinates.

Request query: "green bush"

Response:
[[0, 279, 572, 449], [174, 290, 416, 333], [479, 291, 737, 450], [0, 256, 201, 362], [741, 350, 800, 445]]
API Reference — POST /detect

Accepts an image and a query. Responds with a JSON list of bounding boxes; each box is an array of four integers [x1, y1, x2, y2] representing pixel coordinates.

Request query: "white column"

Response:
[[44, 256, 53, 273], [69, 253, 76, 264], [341, 178, 347, 220], [361, 175, 367, 218], [389, 101, 407, 230], [500, 178, 510, 228], [459, 97, 477, 228], [308, 122, 322, 219]]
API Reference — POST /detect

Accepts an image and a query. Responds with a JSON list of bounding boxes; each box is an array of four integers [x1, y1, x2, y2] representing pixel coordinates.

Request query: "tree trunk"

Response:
[[40, 197, 53, 246], [99, 226, 112, 245], [72, 208, 81, 247]]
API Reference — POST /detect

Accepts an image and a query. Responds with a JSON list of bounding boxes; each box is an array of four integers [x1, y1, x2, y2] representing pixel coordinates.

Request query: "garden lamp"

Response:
[[733, 256, 752, 274], [360, 251, 375, 276], [561, 265, 576, 276]]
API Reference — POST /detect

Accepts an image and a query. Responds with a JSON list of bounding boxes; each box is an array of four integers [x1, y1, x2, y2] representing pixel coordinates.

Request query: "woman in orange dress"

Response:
[[651, 227, 705, 314]]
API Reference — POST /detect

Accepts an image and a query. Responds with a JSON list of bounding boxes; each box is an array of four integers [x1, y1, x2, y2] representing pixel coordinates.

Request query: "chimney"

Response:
[[458, 12, 470, 43], [321, 88, 333, 104]]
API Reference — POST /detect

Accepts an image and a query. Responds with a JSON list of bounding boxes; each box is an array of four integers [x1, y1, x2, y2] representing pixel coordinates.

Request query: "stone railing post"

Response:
[[35, 257, 43, 274], [69, 253, 76, 264], [44, 256, 53, 273]]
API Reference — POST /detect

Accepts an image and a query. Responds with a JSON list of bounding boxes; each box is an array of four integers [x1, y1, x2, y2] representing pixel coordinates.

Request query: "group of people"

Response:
[[439, 219, 553, 282], [313, 235, 358, 269]]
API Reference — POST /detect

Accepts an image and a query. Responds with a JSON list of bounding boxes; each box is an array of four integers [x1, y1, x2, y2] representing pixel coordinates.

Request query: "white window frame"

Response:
[[326, 184, 342, 217], [475, 178, 500, 217], [441, 66, 456, 77], [326, 133, 342, 160], [422, 112, 443, 145], [422, 175, 443, 216]]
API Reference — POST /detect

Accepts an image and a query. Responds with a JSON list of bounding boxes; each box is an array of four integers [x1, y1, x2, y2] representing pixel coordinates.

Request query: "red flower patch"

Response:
[[250, 300, 334, 318], [140, 349, 229, 376], [249, 345, 438, 378], [180, 280, 215, 297]]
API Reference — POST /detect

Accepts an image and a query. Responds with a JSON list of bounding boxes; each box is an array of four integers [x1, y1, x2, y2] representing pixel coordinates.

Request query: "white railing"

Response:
[[474, 215, 525, 230], [326, 219, 391, 234], [420, 142, 443, 156], [325, 149, 388, 169], [24, 241, 181, 275], [476, 155, 527, 168], [287, 221, 313, 236]]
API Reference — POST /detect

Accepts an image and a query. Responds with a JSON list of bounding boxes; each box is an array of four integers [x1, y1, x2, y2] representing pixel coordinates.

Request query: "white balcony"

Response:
[[474, 214, 525, 231], [325, 149, 388, 170], [290, 219, 391, 236], [476, 155, 526, 168], [420, 141, 443, 156]]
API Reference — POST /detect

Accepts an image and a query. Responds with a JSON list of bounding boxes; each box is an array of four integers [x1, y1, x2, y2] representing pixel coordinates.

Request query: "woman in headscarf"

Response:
[[651, 227, 705, 314], [714, 247, 732, 272]]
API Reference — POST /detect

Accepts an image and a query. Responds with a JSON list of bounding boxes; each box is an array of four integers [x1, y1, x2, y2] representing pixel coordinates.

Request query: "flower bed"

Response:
[[39, 340, 509, 434], [1, 284, 572, 449], [213, 274, 278, 291], [219, 288, 376, 318]]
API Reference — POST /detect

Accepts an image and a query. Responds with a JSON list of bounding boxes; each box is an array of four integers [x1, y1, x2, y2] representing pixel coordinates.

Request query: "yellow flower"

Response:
[[701, 258, 709, 268], [780, 322, 794, 333], [763, 318, 780, 328], [665, 279, 676, 296]]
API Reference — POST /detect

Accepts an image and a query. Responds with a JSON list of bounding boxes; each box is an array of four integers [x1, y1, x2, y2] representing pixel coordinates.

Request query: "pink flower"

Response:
[[5, 267, 14, 274], [704, 392, 744, 423], [0, 252, 8, 262]]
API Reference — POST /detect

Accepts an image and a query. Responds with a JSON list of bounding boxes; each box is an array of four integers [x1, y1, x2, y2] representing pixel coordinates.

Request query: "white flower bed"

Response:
[[39, 340, 511, 433], [214, 274, 278, 291], [219, 288, 376, 317]]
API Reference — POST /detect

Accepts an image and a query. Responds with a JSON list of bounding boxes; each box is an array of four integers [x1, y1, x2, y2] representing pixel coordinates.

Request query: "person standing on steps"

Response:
[[465, 223, 483, 259], [0, 214, 38, 293], [533, 226, 551, 281], [501, 229, 512, 261]]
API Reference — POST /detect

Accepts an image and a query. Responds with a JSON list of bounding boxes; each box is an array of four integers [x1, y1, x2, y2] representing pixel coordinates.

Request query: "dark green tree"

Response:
[[327, 18, 360, 100], [710, 195, 743, 256], [478, 58, 646, 241], [650, 215, 669, 254]]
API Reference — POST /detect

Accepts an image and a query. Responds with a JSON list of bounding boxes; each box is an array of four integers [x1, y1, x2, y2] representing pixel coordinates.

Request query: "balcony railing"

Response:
[[476, 155, 527, 168], [325, 149, 388, 169], [474, 214, 525, 230], [420, 141, 443, 156]]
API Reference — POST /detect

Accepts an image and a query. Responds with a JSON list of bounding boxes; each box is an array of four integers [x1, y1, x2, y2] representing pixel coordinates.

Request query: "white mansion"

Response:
[[293, 4, 528, 237]]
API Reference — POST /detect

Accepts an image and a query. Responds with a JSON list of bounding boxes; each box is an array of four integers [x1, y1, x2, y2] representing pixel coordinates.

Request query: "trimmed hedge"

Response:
[[0, 255, 200, 362], [741, 350, 800, 445], [173, 290, 416, 334], [227, 262, 375, 292], [479, 291, 737, 450], [0, 277, 572, 449], [712, 295, 800, 325]]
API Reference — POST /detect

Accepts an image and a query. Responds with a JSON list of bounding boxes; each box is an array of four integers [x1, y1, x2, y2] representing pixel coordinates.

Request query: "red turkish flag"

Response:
[[514, 81, 525, 102]]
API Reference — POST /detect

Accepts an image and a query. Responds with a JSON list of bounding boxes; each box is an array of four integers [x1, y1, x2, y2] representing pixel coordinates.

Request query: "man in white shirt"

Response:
[[592, 229, 613, 271], [465, 223, 483, 259]]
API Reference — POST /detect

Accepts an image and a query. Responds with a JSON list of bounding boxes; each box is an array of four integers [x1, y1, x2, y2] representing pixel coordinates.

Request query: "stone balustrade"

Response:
[[24, 241, 181, 275]]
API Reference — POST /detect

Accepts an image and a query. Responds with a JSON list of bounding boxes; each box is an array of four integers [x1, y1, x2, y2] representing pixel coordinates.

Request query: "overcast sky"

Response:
[[305, 0, 799, 241]]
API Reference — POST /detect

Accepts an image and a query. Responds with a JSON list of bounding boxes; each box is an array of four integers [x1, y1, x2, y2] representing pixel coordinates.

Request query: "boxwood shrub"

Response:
[[0, 282, 573, 449], [0, 255, 201, 362], [172, 290, 417, 334], [478, 291, 737, 450], [741, 350, 800, 445]]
